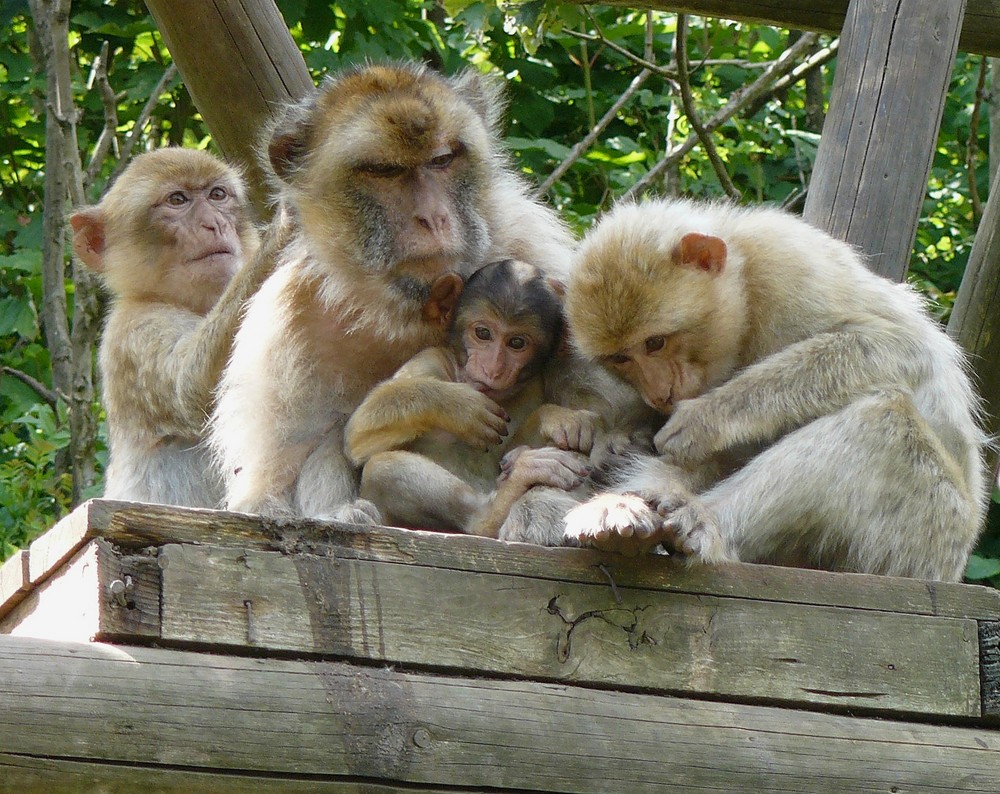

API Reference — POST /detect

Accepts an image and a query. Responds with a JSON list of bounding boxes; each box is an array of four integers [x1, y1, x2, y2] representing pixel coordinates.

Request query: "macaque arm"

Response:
[[658, 324, 919, 465], [466, 446, 590, 538], [345, 348, 509, 465], [167, 219, 291, 431]]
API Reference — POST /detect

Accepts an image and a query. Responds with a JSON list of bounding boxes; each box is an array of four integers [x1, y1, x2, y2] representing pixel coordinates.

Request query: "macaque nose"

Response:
[[416, 210, 449, 235]]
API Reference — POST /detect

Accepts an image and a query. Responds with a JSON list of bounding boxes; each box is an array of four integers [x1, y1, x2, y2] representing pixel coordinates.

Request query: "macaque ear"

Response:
[[422, 272, 465, 329], [69, 209, 107, 272], [450, 68, 507, 133], [547, 277, 566, 299], [673, 232, 727, 275]]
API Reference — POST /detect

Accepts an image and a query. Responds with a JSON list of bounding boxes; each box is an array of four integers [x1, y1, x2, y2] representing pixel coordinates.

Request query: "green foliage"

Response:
[[0, 1, 993, 585]]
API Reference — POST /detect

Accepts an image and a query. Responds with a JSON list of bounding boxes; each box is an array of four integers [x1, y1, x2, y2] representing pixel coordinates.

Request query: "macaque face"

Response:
[[604, 329, 710, 415], [146, 177, 245, 313], [459, 311, 543, 403], [277, 65, 492, 287]]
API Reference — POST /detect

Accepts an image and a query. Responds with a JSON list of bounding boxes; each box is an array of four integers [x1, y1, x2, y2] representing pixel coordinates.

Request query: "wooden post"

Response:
[[143, 0, 313, 218], [802, 0, 966, 282]]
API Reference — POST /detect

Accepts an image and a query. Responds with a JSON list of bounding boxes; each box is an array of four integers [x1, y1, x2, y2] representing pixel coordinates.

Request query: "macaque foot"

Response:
[[317, 498, 383, 527], [563, 493, 666, 557], [662, 500, 734, 564]]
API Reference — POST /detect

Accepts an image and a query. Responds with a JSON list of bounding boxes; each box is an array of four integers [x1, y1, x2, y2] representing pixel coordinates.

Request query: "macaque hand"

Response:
[[563, 493, 667, 557], [441, 383, 511, 450], [661, 498, 735, 564], [501, 446, 591, 492], [539, 406, 603, 454], [653, 397, 720, 467]]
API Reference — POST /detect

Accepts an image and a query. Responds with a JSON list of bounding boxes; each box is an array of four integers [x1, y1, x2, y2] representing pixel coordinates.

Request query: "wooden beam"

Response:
[[2, 635, 999, 792], [142, 0, 313, 218], [149, 542, 981, 719], [583, 0, 1000, 57], [802, 0, 965, 281]]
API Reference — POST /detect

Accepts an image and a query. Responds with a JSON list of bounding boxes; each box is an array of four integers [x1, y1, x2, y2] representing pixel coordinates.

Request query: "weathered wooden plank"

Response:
[[7, 499, 999, 621], [24, 499, 118, 585], [980, 621, 1000, 716], [2, 542, 101, 641], [0, 549, 29, 621], [1, 636, 998, 793], [154, 543, 981, 718], [802, 0, 966, 281], [0, 753, 450, 794], [572, 0, 1000, 58]]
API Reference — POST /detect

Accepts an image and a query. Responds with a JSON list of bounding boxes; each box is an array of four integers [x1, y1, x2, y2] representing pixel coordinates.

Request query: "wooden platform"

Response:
[[2, 498, 1000, 791]]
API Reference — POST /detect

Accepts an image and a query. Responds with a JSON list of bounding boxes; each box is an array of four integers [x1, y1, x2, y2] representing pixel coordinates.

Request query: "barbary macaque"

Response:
[[562, 198, 987, 582], [71, 147, 276, 508], [347, 258, 593, 538], [210, 61, 577, 522]]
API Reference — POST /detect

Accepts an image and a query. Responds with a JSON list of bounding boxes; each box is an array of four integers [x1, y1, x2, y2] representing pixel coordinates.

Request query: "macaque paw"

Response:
[[661, 500, 733, 564], [653, 399, 718, 466], [451, 386, 510, 450], [563, 493, 666, 557], [503, 446, 591, 491], [541, 407, 603, 455], [319, 498, 383, 527]]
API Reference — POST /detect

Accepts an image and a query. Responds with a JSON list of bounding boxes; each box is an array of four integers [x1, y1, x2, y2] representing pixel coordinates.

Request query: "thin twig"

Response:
[[625, 30, 822, 200], [85, 41, 119, 190], [534, 69, 652, 198], [562, 26, 677, 81], [109, 62, 178, 186], [3, 367, 59, 410], [676, 14, 740, 199]]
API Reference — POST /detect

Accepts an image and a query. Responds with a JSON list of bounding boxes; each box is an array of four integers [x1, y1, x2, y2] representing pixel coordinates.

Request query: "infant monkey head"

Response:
[[452, 259, 564, 403]]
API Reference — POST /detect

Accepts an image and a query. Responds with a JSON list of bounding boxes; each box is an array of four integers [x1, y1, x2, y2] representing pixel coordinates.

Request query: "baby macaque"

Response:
[[71, 148, 270, 508], [346, 259, 592, 538], [562, 198, 986, 582]]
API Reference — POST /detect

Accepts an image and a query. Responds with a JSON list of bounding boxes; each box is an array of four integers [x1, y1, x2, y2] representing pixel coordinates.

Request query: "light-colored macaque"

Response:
[[562, 198, 987, 582], [71, 148, 273, 508], [210, 62, 577, 522], [347, 259, 592, 538]]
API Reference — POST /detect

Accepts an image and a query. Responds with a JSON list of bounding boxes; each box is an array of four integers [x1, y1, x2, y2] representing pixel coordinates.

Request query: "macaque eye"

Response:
[[645, 335, 666, 354], [474, 326, 492, 341], [208, 186, 229, 201], [166, 191, 189, 207], [358, 162, 407, 179], [608, 353, 630, 366], [507, 336, 528, 351], [427, 149, 456, 169]]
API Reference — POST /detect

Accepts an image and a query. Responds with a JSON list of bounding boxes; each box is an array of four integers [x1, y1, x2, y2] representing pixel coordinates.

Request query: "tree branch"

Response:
[[108, 62, 178, 186], [967, 56, 987, 222], [2, 367, 59, 411], [675, 14, 741, 200], [624, 29, 822, 201]]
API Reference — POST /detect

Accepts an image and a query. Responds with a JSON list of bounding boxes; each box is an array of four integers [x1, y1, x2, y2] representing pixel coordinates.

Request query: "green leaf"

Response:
[[964, 554, 1000, 581]]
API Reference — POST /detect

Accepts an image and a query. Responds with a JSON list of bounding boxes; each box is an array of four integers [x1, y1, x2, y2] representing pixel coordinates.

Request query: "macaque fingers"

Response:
[[507, 447, 590, 491], [563, 492, 667, 556]]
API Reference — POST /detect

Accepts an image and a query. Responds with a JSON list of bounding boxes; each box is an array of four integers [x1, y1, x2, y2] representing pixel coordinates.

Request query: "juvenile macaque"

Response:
[[210, 61, 577, 522], [562, 198, 987, 582], [347, 259, 592, 538], [71, 148, 273, 508]]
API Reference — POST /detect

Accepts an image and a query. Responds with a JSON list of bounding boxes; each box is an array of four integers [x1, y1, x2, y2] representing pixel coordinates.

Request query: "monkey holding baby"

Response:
[[559, 198, 986, 582], [209, 61, 580, 523], [346, 258, 596, 539]]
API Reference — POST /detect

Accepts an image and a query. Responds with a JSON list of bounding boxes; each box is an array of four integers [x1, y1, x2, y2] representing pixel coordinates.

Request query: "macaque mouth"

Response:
[[193, 246, 236, 262]]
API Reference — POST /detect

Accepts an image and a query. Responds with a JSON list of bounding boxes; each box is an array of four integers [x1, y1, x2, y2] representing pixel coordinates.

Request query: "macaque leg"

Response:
[[295, 427, 381, 525], [360, 450, 484, 532], [498, 487, 585, 546], [671, 390, 980, 581]]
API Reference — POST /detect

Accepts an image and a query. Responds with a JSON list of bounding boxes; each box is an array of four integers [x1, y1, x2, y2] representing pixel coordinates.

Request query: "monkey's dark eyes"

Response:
[[208, 186, 229, 201], [508, 336, 527, 351], [474, 326, 492, 341], [358, 162, 406, 178], [608, 353, 630, 365], [645, 336, 665, 354], [428, 151, 456, 169], [166, 191, 189, 206]]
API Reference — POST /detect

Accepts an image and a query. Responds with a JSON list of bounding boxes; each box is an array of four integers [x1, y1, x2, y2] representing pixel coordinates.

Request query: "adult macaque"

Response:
[[211, 61, 577, 522], [71, 148, 275, 507], [347, 258, 592, 538], [562, 198, 986, 582]]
